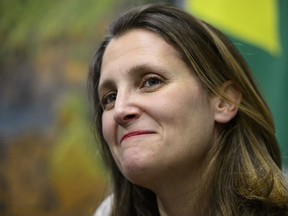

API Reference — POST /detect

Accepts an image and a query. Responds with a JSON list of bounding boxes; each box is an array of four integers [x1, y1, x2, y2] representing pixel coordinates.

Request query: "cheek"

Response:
[[101, 113, 114, 145], [159, 89, 214, 143], [153, 88, 204, 123]]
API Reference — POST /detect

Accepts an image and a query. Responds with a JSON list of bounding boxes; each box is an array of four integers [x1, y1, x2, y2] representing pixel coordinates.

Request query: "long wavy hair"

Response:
[[88, 4, 288, 216]]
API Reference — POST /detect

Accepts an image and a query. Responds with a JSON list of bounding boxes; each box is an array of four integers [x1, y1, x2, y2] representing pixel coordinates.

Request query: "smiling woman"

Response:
[[99, 29, 216, 190], [88, 4, 288, 216]]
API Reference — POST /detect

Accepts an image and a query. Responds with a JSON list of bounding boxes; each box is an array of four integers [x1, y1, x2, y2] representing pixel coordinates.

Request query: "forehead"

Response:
[[101, 29, 178, 69], [99, 29, 180, 85]]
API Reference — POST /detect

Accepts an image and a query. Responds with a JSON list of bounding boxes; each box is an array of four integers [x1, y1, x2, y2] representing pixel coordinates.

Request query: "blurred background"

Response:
[[0, 0, 287, 215]]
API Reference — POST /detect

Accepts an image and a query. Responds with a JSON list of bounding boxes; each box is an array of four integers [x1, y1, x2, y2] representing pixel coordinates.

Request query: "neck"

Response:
[[152, 169, 210, 216], [157, 195, 195, 216]]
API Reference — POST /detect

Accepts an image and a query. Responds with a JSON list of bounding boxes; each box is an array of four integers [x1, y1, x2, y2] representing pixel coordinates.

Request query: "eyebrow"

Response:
[[98, 64, 167, 96], [128, 64, 163, 77]]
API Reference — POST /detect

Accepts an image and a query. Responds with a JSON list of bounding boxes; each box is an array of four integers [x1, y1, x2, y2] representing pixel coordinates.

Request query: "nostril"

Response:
[[124, 114, 136, 121]]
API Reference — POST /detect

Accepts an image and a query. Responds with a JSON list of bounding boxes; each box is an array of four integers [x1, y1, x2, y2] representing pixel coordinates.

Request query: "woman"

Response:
[[89, 4, 288, 216]]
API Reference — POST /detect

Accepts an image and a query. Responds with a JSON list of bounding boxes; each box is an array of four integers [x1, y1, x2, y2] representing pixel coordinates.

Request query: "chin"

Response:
[[120, 158, 158, 187]]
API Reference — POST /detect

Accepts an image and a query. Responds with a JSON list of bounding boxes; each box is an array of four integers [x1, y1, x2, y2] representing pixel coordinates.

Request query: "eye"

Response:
[[101, 91, 117, 109], [141, 74, 163, 89]]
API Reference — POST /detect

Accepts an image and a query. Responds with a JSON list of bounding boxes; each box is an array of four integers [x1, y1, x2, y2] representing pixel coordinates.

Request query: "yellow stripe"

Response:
[[188, 0, 281, 55]]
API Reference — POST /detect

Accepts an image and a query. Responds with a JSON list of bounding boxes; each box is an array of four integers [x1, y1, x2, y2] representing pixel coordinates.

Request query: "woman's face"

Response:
[[98, 29, 218, 187]]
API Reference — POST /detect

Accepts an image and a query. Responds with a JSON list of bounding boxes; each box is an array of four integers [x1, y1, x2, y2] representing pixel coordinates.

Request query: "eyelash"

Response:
[[101, 74, 164, 109], [140, 74, 163, 89], [101, 91, 117, 109]]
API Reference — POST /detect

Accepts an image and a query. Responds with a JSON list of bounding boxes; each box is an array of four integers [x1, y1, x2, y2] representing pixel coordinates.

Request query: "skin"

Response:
[[98, 29, 233, 215]]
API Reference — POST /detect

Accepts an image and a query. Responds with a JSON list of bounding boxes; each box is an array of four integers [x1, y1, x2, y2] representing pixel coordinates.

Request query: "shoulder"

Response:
[[93, 194, 113, 216]]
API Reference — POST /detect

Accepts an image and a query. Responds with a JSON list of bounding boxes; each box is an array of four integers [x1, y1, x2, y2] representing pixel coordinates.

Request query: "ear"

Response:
[[214, 81, 242, 124]]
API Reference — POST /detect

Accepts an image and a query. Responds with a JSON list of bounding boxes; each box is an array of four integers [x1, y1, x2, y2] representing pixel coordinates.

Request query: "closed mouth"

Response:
[[120, 131, 156, 143]]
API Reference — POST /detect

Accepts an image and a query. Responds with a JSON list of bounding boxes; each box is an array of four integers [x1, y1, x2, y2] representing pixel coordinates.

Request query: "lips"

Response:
[[120, 131, 156, 143]]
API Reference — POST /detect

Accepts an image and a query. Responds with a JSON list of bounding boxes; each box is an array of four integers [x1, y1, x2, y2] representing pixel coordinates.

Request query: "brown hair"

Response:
[[88, 4, 288, 216]]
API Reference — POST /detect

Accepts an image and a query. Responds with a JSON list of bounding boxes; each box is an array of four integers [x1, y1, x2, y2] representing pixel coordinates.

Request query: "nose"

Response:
[[113, 92, 141, 126]]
